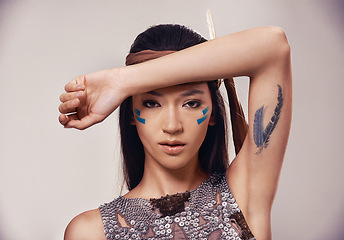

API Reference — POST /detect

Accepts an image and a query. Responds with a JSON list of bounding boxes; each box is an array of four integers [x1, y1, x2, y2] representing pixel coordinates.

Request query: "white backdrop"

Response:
[[0, 1, 343, 239]]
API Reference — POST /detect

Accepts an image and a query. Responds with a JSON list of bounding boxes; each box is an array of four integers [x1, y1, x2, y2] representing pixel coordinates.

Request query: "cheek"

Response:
[[133, 108, 146, 124], [196, 106, 211, 125], [135, 122, 154, 151], [186, 107, 212, 139], [135, 112, 159, 141], [185, 120, 209, 153]]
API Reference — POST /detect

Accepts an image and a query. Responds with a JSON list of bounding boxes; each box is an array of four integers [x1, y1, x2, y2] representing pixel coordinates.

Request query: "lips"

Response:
[[159, 140, 186, 155]]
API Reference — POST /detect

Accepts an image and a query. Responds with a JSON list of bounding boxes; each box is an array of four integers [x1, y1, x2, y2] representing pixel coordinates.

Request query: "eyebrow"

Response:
[[147, 91, 163, 96], [146, 89, 205, 97], [180, 89, 205, 96]]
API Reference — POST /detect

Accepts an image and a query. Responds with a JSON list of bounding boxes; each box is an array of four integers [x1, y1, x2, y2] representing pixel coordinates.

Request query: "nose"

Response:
[[161, 106, 183, 135]]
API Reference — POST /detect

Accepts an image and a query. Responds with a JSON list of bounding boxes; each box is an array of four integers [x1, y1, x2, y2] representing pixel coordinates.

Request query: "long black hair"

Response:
[[119, 24, 228, 190]]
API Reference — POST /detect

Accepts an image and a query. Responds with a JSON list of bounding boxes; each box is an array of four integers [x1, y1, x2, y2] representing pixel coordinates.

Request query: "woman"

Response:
[[59, 24, 292, 240]]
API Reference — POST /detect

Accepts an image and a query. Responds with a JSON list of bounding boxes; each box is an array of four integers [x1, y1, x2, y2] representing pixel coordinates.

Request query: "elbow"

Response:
[[254, 26, 291, 72], [268, 26, 291, 59]]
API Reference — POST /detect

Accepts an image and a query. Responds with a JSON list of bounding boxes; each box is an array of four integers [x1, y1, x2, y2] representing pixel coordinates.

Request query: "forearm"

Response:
[[58, 26, 290, 130], [119, 26, 290, 97]]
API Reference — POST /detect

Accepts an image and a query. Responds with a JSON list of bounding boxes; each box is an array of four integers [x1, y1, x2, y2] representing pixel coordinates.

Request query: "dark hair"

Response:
[[119, 24, 228, 190]]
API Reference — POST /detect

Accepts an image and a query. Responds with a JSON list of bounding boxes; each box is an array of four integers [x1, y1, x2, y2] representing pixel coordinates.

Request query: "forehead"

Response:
[[142, 82, 210, 97]]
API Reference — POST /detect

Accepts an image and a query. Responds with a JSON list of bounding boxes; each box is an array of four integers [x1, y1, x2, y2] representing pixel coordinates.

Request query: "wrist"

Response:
[[117, 64, 151, 97], [116, 66, 139, 98], [109, 67, 131, 99]]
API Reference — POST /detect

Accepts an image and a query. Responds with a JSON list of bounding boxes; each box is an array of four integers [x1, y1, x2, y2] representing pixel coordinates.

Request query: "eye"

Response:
[[143, 100, 161, 108], [183, 100, 201, 109]]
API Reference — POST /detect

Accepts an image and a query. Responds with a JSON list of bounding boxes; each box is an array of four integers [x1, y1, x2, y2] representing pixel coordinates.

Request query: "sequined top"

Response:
[[99, 173, 255, 240]]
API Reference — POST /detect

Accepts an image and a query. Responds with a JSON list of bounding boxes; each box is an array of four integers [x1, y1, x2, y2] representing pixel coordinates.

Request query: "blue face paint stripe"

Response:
[[202, 106, 209, 115], [197, 114, 209, 125], [134, 108, 141, 116], [197, 106, 210, 124], [135, 115, 146, 124], [134, 108, 145, 124]]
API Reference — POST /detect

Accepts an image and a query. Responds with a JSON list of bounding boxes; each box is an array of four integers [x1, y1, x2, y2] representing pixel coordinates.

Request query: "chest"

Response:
[[99, 174, 255, 240]]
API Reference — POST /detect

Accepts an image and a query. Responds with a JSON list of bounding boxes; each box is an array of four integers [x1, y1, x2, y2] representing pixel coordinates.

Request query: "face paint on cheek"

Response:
[[134, 108, 146, 124], [197, 106, 210, 125], [202, 106, 209, 115]]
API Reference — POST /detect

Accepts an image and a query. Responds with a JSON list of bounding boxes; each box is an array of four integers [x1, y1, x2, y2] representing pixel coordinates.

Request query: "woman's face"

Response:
[[131, 82, 215, 171]]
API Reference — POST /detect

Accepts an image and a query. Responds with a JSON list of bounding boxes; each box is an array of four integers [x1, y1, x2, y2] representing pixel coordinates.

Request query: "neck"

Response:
[[126, 154, 209, 199]]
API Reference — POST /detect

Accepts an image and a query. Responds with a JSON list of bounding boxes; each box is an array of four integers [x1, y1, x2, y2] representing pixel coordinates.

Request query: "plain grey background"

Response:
[[0, 0, 343, 239]]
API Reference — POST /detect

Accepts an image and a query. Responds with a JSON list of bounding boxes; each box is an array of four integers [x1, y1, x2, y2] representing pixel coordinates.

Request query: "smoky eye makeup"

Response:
[[142, 100, 161, 108], [142, 99, 203, 109], [183, 100, 202, 109]]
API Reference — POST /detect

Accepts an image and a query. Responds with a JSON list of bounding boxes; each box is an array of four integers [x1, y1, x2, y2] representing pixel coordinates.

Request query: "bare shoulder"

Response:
[[64, 209, 106, 240]]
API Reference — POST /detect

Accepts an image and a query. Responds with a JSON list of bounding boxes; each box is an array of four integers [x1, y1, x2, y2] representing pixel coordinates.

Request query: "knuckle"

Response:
[[59, 94, 65, 102], [58, 115, 67, 125], [58, 104, 66, 113], [75, 75, 85, 84], [67, 100, 74, 109]]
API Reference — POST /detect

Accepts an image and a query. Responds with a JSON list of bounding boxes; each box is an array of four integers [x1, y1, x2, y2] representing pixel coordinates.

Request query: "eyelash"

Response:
[[142, 100, 202, 109], [183, 100, 201, 109], [143, 100, 160, 108]]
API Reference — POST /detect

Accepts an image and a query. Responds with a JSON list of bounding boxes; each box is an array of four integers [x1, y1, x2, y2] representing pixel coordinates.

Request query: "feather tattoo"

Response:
[[253, 85, 283, 154], [253, 106, 264, 149]]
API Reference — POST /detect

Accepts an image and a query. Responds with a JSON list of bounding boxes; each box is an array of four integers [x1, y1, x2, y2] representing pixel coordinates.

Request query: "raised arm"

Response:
[[121, 26, 290, 94], [59, 26, 291, 141], [224, 28, 291, 240]]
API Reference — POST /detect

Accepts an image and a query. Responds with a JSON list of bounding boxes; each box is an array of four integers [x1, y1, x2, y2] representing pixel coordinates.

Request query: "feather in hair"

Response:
[[206, 9, 216, 40], [206, 9, 222, 87]]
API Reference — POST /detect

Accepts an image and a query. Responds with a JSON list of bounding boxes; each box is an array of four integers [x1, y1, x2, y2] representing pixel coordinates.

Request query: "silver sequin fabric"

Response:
[[99, 173, 256, 240]]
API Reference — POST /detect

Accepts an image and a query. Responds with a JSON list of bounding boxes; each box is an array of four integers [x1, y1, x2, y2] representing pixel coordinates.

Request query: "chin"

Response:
[[159, 156, 198, 171]]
